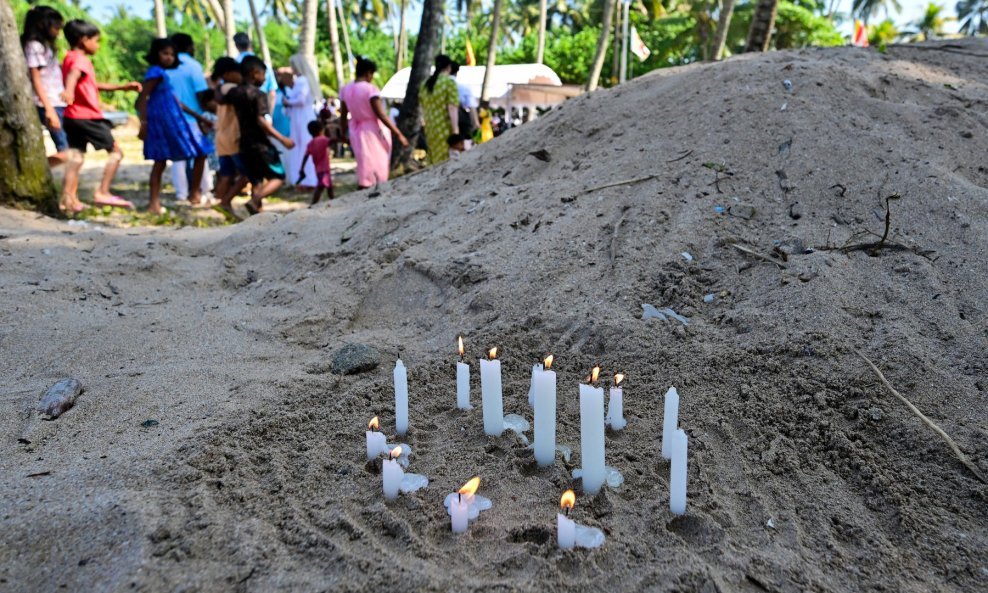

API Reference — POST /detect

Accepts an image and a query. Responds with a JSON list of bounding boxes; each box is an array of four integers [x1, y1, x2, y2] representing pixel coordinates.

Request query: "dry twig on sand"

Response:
[[563, 174, 659, 202], [856, 350, 988, 484], [729, 243, 787, 269]]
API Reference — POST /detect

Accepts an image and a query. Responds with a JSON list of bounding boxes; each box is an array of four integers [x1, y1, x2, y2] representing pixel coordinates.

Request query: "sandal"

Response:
[[244, 201, 262, 216]]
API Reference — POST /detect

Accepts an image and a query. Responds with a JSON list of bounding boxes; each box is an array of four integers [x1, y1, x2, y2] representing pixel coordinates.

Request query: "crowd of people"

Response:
[[21, 5, 506, 217]]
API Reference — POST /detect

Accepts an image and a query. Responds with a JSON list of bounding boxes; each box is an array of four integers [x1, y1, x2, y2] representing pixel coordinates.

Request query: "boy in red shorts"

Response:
[[59, 19, 141, 212]]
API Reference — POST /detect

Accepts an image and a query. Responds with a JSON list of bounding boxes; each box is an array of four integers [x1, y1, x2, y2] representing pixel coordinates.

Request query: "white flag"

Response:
[[630, 26, 651, 62]]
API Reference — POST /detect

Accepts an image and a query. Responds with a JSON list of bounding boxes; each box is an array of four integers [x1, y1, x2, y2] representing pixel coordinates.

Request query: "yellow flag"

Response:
[[465, 37, 477, 66]]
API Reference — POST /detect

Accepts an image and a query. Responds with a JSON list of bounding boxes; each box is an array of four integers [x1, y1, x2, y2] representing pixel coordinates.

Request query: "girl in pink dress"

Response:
[[339, 58, 408, 188]]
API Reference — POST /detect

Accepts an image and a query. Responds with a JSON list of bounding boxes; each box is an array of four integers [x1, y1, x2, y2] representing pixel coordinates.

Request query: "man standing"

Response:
[[167, 33, 212, 201], [233, 32, 277, 111], [449, 62, 479, 150]]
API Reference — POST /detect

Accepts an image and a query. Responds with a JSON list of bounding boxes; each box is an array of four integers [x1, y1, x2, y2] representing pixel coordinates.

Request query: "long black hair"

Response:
[[21, 5, 64, 50], [145, 37, 180, 69], [425, 54, 453, 93]]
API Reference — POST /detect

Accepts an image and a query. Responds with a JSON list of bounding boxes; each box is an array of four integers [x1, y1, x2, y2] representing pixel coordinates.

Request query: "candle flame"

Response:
[[368, 416, 379, 430], [614, 373, 625, 386], [544, 354, 554, 370], [389, 446, 403, 459], [459, 476, 481, 495], [585, 366, 600, 384], [560, 489, 576, 511], [488, 347, 498, 360], [458, 336, 465, 357]]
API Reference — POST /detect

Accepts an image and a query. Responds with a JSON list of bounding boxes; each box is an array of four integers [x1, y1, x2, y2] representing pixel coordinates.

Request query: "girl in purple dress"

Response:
[[135, 38, 214, 213]]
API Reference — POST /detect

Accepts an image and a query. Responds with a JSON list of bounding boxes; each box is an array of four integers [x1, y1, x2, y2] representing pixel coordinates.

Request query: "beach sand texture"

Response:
[[2, 40, 987, 592]]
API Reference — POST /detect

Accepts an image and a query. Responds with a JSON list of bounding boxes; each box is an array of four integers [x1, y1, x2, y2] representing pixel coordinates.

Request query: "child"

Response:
[[209, 57, 245, 215], [21, 6, 68, 172], [298, 120, 335, 205], [135, 38, 213, 214], [448, 133, 466, 159], [196, 89, 220, 179], [60, 20, 141, 212], [225, 56, 294, 215]]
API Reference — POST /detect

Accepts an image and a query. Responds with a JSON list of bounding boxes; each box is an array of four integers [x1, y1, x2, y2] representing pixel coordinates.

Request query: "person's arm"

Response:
[[179, 100, 214, 131], [268, 90, 277, 112], [447, 104, 460, 136], [339, 100, 349, 140], [61, 67, 82, 105], [298, 153, 310, 182], [370, 96, 408, 147], [470, 108, 480, 131], [258, 116, 294, 148], [29, 68, 60, 130], [98, 81, 142, 92], [135, 77, 157, 140]]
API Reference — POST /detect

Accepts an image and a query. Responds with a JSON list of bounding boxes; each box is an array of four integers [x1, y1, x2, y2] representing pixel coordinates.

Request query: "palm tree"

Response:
[[327, 0, 346, 91], [249, 0, 274, 66], [394, 0, 444, 166], [396, 0, 408, 70], [853, 0, 902, 25], [956, 0, 988, 34], [711, 0, 736, 60], [537, 0, 547, 63], [154, 0, 167, 36], [586, 0, 617, 90], [908, 3, 953, 40], [480, 0, 505, 103], [300, 0, 319, 71], [745, 0, 778, 52], [223, 0, 237, 56]]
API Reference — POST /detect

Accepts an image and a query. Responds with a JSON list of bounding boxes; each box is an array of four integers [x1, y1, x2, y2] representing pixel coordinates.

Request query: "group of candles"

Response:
[[365, 337, 690, 549]]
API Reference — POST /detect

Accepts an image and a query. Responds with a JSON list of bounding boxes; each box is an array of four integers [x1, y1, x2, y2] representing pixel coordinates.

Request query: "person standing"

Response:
[[419, 54, 459, 166], [338, 57, 408, 189], [166, 33, 212, 203], [233, 32, 276, 111], [283, 54, 320, 188], [449, 61, 479, 150], [21, 5, 68, 168]]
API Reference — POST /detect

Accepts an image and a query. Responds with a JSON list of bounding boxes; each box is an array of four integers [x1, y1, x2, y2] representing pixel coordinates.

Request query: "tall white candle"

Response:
[[533, 356, 556, 466], [394, 359, 408, 436], [366, 416, 387, 460], [670, 429, 688, 515], [451, 495, 470, 533], [579, 368, 606, 495], [383, 447, 404, 501], [557, 513, 576, 549], [606, 374, 626, 431], [527, 363, 543, 407], [456, 362, 470, 409], [661, 386, 680, 459], [479, 349, 503, 436]]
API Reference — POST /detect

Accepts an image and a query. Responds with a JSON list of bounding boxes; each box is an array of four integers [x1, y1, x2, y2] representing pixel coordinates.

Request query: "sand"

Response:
[[2, 39, 987, 592]]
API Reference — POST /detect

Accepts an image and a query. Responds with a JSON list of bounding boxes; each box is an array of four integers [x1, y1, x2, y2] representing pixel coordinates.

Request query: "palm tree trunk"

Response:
[[745, 0, 778, 52], [393, 0, 444, 167], [712, 0, 736, 60], [396, 0, 408, 70], [586, 0, 616, 91], [480, 0, 504, 104], [249, 0, 273, 66], [337, 0, 354, 79], [223, 0, 237, 56], [610, 0, 620, 85], [0, 0, 57, 212], [299, 0, 318, 71], [326, 0, 346, 91], [154, 0, 167, 37], [536, 0, 547, 64], [203, 0, 227, 30]]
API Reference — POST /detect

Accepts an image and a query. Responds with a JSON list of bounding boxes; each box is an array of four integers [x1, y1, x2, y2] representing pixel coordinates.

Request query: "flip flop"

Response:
[[244, 201, 261, 216], [94, 195, 135, 210]]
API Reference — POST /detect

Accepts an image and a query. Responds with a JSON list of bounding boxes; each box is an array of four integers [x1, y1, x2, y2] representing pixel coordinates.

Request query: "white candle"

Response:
[[479, 349, 503, 436], [527, 363, 542, 407], [661, 387, 679, 459], [451, 494, 470, 533], [383, 447, 404, 501], [446, 476, 483, 533], [557, 513, 576, 549], [670, 428, 688, 515], [366, 416, 387, 460], [606, 373, 626, 431], [394, 359, 408, 436], [533, 355, 556, 466], [456, 361, 470, 409], [579, 368, 606, 495]]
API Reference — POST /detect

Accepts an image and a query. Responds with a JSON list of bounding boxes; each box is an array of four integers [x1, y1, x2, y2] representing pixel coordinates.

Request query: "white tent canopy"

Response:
[[379, 64, 570, 109]]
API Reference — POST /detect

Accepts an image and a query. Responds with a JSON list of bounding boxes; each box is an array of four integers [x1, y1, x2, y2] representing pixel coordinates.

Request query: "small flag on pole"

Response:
[[465, 37, 477, 66], [852, 20, 869, 47], [630, 26, 651, 62]]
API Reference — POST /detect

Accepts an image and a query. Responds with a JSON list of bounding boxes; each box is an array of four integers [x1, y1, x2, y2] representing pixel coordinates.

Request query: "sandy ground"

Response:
[[2, 40, 988, 593]]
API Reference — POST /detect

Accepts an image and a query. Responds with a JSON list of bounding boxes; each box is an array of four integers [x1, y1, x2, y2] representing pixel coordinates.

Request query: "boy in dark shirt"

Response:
[[225, 56, 294, 215]]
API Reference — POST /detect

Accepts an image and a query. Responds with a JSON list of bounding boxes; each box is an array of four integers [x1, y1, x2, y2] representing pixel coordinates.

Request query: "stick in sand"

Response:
[[856, 350, 987, 484]]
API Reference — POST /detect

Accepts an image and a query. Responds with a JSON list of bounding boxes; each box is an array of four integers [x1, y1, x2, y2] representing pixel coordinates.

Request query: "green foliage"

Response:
[[867, 18, 899, 50], [728, 1, 843, 55]]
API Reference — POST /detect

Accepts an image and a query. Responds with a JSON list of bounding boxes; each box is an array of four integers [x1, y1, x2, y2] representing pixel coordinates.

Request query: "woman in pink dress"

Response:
[[339, 58, 408, 188]]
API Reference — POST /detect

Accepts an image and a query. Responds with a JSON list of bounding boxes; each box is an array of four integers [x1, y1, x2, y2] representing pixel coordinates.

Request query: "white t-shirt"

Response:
[[456, 81, 477, 109]]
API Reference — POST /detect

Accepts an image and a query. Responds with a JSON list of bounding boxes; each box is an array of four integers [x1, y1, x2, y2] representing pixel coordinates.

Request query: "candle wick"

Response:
[[458, 492, 462, 503], [564, 507, 570, 517]]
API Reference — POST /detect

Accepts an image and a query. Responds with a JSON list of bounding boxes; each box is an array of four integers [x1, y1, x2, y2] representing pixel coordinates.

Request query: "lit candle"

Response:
[[670, 428, 688, 515], [533, 354, 556, 467], [394, 359, 408, 436], [365, 416, 387, 461], [382, 446, 404, 501], [661, 387, 679, 459], [527, 362, 543, 407], [557, 489, 576, 549], [606, 373, 627, 431], [456, 336, 471, 410], [579, 366, 606, 495], [479, 348, 503, 436], [444, 476, 491, 533]]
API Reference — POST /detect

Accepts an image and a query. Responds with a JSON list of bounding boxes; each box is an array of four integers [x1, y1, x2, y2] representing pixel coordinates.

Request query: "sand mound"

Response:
[[2, 40, 988, 592]]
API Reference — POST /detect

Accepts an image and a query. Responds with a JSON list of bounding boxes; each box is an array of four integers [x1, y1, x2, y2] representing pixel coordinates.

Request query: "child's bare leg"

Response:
[[327, 184, 335, 201], [222, 176, 249, 208], [61, 149, 84, 209], [48, 151, 68, 168], [148, 160, 167, 214], [214, 175, 232, 207], [93, 144, 123, 201], [247, 178, 283, 212], [310, 186, 324, 205], [188, 157, 206, 205]]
